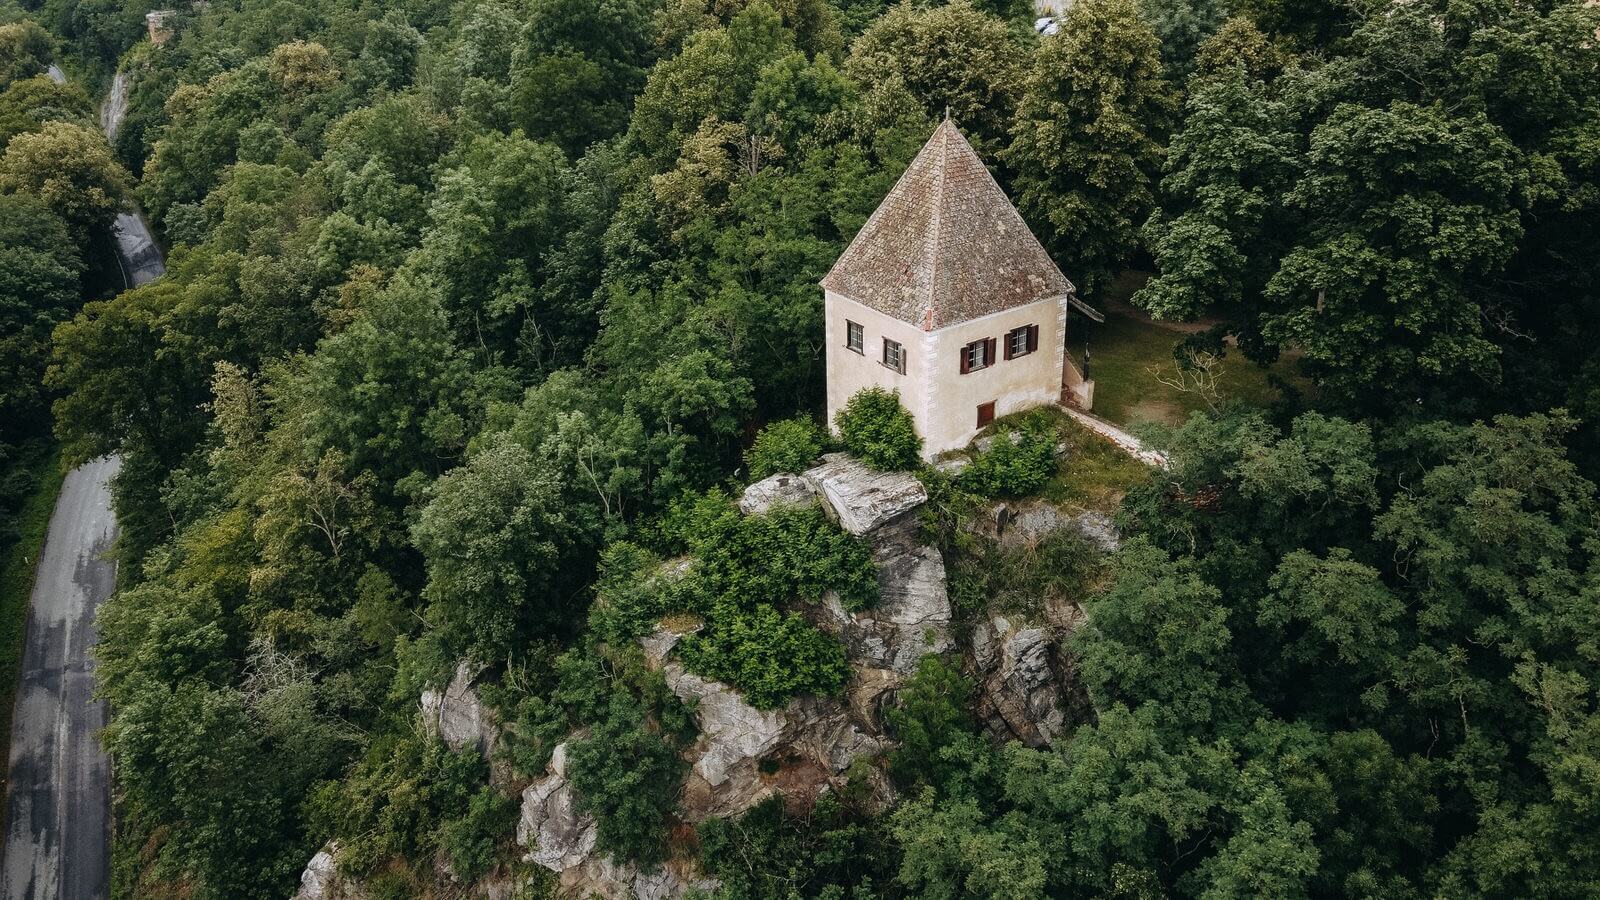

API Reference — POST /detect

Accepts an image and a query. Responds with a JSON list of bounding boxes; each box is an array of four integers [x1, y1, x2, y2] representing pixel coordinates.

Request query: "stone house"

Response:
[[821, 118, 1102, 459]]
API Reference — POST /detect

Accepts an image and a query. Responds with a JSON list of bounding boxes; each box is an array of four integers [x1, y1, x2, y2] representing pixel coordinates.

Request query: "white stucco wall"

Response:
[[924, 296, 1067, 455], [825, 291, 1068, 459], [825, 291, 935, 442]]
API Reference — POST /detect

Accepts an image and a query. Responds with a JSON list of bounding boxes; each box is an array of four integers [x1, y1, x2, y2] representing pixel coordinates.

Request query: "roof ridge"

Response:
[[922, 122, 949, 331], [820, 120, 1077, 331]]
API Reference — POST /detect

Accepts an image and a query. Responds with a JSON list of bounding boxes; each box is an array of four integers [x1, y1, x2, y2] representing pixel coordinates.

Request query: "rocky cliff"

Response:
[[294, 452, 1093, 900]]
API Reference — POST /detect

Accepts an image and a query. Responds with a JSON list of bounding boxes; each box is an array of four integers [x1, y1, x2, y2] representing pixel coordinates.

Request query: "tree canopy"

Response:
[[9, 0, 1600, 895]]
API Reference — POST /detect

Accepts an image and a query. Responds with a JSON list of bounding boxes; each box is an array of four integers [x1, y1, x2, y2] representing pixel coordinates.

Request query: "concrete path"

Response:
[[1061, 406, 1169, 468], [0, 457, 120, 900]]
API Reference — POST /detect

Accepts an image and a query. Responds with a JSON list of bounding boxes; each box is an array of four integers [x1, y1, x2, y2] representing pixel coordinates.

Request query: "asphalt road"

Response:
[[3, 62, 155, 900], [1, 457, 120, 900]]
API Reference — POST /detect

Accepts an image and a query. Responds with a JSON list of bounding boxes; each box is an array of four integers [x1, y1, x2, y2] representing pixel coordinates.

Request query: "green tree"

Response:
[[0, 20, 51, 89], [1003, 0, 1174, 298], [413, 440, 596, 659], [0, 195, 80, 460], [0, 120, 128, 243], [0, 73, 96, 145], [1262, 102, 1523, 401], [1134, 66, 1294, 357], [294, 271, 479, 483], [1139, 0, 1228, 80], [845, 0, 1024, 154], [886, 654, 976, 790], [510, 0, 656, 156], [105, 683, 303, 899]]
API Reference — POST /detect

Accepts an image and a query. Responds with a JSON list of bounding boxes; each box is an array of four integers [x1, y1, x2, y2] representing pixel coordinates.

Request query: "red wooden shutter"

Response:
[[959, 342, 970, 374], [985, 338, 997, 367], [1003, 330, 1016, 361], [1027, 324, 1038, 353], [977, 402, 995, 427]]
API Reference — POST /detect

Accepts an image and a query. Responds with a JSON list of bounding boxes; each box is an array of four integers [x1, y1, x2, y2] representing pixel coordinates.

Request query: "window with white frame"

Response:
[[882, 338, 905, 374], [1006, 324, 1038, 359], [966, 340, 988, 371], [961, 337, 994, 374], [846, 320, 864, 354]]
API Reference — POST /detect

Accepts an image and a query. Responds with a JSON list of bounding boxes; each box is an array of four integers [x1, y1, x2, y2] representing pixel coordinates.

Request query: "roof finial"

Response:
[[943, 105, 951, 122]]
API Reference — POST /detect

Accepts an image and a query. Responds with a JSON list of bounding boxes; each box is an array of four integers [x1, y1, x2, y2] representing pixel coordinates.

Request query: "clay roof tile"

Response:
[[820, 119, 1079, 330]]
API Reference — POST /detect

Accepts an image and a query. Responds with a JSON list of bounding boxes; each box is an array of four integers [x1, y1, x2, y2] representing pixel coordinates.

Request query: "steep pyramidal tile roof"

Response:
[[821, 118, 1078, 331]]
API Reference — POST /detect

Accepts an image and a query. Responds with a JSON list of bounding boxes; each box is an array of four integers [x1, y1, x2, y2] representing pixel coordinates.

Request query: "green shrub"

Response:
[[957, 427, 1057, 498], [663, 497, 875, 708], [307, 733, 484, 876], [677, 603, 850, 709], [493, 650, 618, 779], [687, 501, 879, 614], [835, 387, 922, 471], [886, 654, 977, 789], [745, 416, 824, 479], [439, 787, 518, 880], [698, 793, 899, 897], [586, 541, 692, 646], [596, 494, 875, 712], [567, 693, 688, 864]]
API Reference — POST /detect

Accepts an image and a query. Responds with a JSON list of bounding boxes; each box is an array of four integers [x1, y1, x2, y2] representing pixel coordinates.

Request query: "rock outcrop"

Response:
[[988, 501, 1122, 553], [518, 743, 598, 872], [802, 454, 927, 535], [420, 661, 496, 756], [970, 615, 1068, 747], [1070, 510, 1121, 553], [802, 454, 952, 677], [819, 530, 952, 676], [517, 741, 720, 899], [653, 652, 892, 822], [292, 844, 367, 900], [738, 472, 815, 515], [555, 856, 720, 900], [518, 454, 950, 896]]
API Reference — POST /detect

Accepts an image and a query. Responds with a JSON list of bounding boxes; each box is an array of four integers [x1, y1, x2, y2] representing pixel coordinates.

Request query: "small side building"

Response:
[[145, 10, 176, 45], [821, 118, 1101, 459]]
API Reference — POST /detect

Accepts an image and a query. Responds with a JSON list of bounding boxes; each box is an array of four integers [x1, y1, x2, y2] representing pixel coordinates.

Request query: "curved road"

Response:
[[3, 63, 162, 900]]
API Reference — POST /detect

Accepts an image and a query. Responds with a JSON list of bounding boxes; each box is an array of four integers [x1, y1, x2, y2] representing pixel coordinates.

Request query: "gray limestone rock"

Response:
[[665, 665, 789, 791], [987, 502, 1120, 554], [973, 616, 1067, 747], [519, 740, 724, 899], [660, 661, 893, 823], [819, 526, 952, 675], [292, 844, 366, 900], [421, 661, 496, 755], [803, 453, 927, 535], [518, 744, 599, 872], [1071, 511, 1121, 552], [738, 473, 816, 516], [1006, 504, 1065, 545], [558, 857, 722, 900]]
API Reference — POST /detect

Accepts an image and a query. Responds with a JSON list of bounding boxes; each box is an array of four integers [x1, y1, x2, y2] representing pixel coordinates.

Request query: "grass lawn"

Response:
[[971, 407, 1153, 513], [1077, 271, 1312, 429], [0, 448, 66, 759], [1039, 411, 1153, 512]]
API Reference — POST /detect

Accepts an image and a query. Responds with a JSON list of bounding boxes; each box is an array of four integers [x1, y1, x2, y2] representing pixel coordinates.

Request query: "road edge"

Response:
[[0, 448, 67, 837]]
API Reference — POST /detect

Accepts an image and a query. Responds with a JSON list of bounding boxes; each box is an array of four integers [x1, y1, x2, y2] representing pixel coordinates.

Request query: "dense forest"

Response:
[[1, 0, 1598, 894]]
